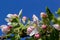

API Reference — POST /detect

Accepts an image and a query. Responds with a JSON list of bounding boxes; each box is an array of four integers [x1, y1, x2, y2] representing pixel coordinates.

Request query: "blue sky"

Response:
[[0, 0, 60, 25], [0, 0, 60, 40]]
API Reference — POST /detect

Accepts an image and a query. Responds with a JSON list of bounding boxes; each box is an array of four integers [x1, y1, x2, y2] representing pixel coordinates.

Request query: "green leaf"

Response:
[[57, 17, 60, 24], [38, 38, 42, 40], [46, 7, 53, 21], [56, 8, 60, 15], [51, 17, 58, 24], [49, 28, 59, 40]]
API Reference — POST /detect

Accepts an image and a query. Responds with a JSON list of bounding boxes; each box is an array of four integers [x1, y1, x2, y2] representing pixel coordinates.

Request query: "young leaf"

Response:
[[56, 8, 60, 15], [46, 7, 53, 21], [18, 9, 22, 18]]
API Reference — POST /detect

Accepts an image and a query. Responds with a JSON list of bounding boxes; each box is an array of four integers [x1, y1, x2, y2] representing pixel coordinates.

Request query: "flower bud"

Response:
[[40, 12, 47, 18], [13, 14, 18, 18], [34, 33, 41, 39], [41, 24, 47, 29], [22, 16, 27, 23]]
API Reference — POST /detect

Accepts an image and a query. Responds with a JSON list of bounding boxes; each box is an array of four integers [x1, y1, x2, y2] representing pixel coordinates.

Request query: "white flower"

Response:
[[7, 14, 18, 18], [29, 28, 39, 36], [7, 14, 13, 18], [5, 18, 12, 22], [27, 26, 34, 34], [32, 14, 39, 21], [0, 25, 7, 28], [53, 24, 60, 30], [0, 25, 10, 33], [27, 26, 39, 36]]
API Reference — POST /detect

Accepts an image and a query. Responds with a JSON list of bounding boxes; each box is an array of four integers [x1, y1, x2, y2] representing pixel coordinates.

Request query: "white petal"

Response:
[[7, 22, 11, 25], [1, 27, 9, 33], [53, 24, 60, 30], [0, 25, 7, 28], [5, 18, 10, 22], [7, 14, 12, 18], [33, 14, 39, 21], [29, 28, 39, 36]]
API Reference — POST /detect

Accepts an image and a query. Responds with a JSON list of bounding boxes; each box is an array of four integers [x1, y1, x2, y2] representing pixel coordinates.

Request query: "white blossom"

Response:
[[5, 18, 12, 22], [32, 14, 39, 21], [27, 26, 39, 36], [53, 24, 60, 30], [7, 14, 13, 18], [29, 28, 39, 36], [0, 25, 10, 33]]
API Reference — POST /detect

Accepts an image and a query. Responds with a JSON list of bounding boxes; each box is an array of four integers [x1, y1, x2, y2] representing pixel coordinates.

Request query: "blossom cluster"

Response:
[[0, 8, 60, 40]]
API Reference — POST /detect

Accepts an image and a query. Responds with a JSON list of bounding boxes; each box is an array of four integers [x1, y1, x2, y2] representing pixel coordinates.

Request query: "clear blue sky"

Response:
[[0, 0, 60, 40]]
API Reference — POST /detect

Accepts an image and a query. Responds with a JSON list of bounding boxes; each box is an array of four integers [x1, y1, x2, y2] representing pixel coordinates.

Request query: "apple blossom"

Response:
[[5, 18, 12, 22], [7, 14, 13, 18], [53, 24, 60, 30], [13, 14, 18, 18], [27, 26, 34, 34], [27, 26, 39, 36], [7, 14, 18, 18], [32, 14, 39, 21], [1, 25, 10, 33], [0, 25, 12, 33]]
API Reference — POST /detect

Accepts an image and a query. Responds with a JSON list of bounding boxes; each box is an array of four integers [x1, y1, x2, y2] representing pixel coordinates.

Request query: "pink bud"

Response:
[[27, 27, 33, 33], [41, 24, 47, 29], [13, 14, 18, 17], [34, 33, 40, 39], [40, 12, 47, 18], [22, 16, 27, 21]]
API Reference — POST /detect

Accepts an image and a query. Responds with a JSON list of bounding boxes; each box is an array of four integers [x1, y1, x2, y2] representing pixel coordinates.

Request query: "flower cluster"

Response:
[[0, 8, 60, 40]]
